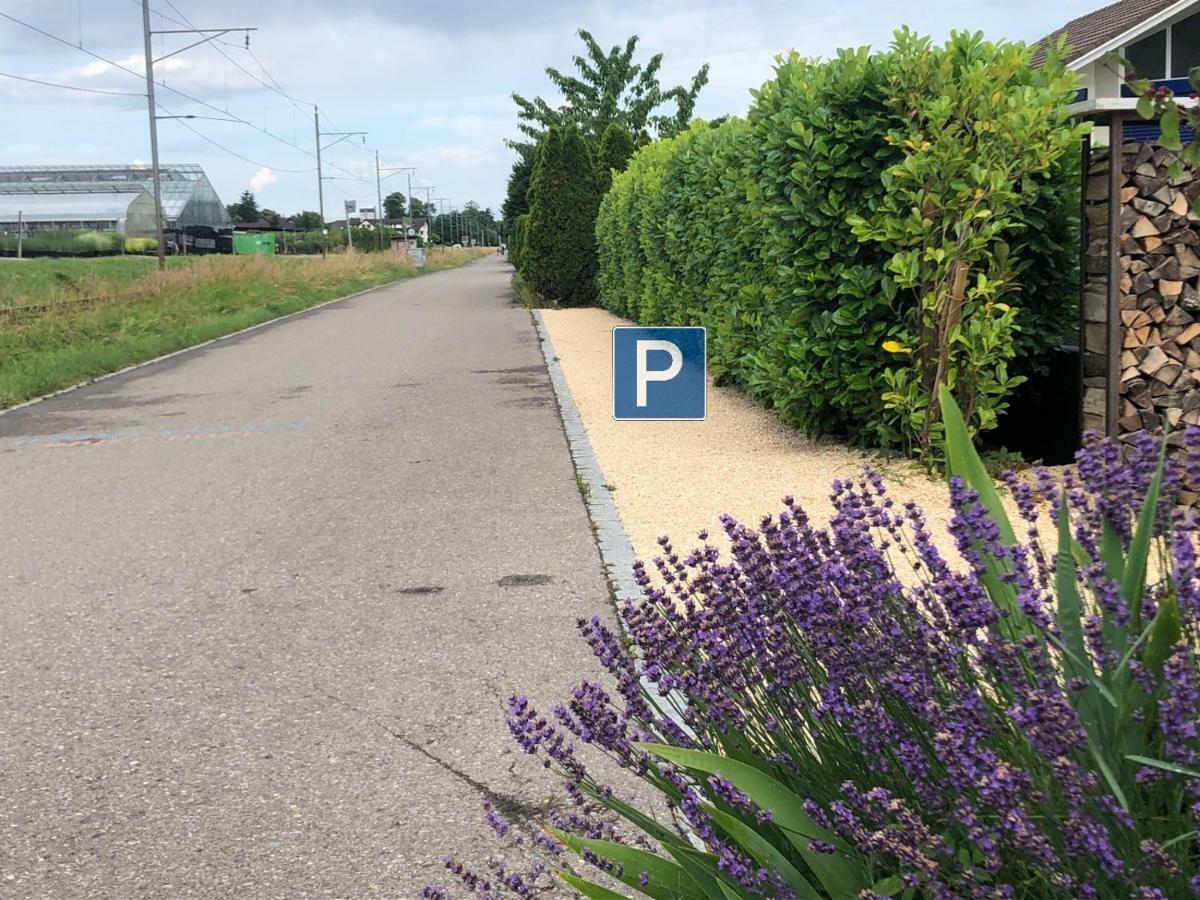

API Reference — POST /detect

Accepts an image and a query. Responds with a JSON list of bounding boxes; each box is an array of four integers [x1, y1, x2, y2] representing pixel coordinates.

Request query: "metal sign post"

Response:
[[343, 199, 355, 252]]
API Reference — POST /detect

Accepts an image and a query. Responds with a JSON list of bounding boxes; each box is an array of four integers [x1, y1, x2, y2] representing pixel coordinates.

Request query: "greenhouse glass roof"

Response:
[[0, 165, 230, 227]]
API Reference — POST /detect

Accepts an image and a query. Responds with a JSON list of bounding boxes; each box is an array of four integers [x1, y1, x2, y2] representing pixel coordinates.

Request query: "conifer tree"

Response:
[[501, 150, 534, 229], [523, 126, 600, 307]]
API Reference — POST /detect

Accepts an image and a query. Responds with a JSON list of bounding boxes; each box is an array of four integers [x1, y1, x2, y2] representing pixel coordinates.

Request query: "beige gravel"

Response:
[[541, 307, 1019, 566]]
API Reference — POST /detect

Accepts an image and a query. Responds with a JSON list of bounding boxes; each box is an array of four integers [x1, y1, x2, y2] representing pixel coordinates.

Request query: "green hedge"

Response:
[[596, 32, 1083, 451], [0, 229, 127, 256]]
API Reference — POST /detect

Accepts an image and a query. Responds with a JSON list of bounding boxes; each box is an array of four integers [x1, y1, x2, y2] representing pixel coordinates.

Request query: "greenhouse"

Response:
[[0, 189, 158, 236], [0, 164, 231, 233]]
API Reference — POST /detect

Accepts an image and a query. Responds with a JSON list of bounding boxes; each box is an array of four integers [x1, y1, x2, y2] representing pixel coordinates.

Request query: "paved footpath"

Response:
[[0, 254, 611, 898]]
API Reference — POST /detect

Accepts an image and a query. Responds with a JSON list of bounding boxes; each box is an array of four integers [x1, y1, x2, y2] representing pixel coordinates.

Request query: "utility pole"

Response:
[[315, 122, 367, 254], [143, 5, 254, 271], [314, 106, 326, 256], [141, 0, 165, 272], [374, 150, 384, 252], [406, 171, 414, 251], [432, 197, 449, 248], [15, 210, 23, 259], [375, 163, 415, 252]]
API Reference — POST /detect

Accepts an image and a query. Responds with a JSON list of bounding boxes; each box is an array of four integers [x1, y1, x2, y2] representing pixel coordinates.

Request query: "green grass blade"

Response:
[[548, 829, 706, 900], [1091, 743, 1131, 813], [583, 783, 693, 854], [939, 385, 1017, 545], [1143, 592, 1182, 679], [938, 385, 1031, 638], [1055, 496, 1091, 679], [1053, 496, 1117, 757], [665, 847, 750, 900], [705, 805, 821, 898], [640, 743, 866, 896], [1126, 755, 1200, 780], [1121, 438, 1166, 630], [1044, 633, 1118, 707], [559, 872, 634, 899]]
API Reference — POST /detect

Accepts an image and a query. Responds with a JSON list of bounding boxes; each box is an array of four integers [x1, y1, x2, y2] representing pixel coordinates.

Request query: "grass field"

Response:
[[0, 249, 489, 408], [0, 256, 171, 308]]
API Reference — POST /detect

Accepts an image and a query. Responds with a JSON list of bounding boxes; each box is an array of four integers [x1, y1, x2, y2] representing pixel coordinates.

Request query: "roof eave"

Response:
[[1068, 0, 1197, 70], [1067, 96, 1142, 117]]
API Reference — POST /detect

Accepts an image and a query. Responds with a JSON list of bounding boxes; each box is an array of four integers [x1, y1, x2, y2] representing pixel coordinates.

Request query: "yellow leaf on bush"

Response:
[[882, 340, 912, 354]]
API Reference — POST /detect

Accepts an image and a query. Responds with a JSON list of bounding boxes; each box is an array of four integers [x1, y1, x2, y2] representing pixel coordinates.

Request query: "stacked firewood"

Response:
[[1115, 143, 1200, 439]]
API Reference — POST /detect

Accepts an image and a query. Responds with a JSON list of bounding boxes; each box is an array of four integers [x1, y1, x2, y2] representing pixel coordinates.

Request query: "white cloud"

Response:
[[0, 0, 1106, 216], [249, 167, 277, 193]]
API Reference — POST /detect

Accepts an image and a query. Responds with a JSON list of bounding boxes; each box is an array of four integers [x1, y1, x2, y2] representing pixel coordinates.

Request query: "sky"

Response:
[[0, 0, 1105, 218]]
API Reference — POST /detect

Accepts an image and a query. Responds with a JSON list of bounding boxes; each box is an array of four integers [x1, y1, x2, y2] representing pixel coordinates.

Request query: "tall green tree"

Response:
[[226, 190, 260, 224], [383, 191, 407, 220], [293, 210, 322, 229], [523, 126, 600, 306], [510, 30, 709, 152], [596, 121, 636, 194], [501, 149, 535, 229]]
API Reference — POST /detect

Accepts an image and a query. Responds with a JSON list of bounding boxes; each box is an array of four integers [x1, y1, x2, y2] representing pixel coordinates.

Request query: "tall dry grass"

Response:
[[0, 248, 489, 407]]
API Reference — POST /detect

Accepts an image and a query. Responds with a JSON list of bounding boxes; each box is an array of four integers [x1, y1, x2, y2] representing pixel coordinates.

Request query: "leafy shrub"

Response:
[[0, 229, 122, 256], [431, 396, 1200, 898], [595, 32, 1083, 455], [523, 125, 601, 307], [849, 30, 1085, 455], [123, 237, 157, 254], [596, 122, 636, 195], [278, 227, 392, 255]]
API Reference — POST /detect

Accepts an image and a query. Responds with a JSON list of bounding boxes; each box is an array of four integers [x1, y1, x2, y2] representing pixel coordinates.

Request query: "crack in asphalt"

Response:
[[318, 689, 554, 827]]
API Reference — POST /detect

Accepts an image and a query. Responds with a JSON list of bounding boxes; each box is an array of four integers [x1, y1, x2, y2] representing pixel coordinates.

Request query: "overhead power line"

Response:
[[156, 0, 313, 112], [0, 70, 144, 96], [0, 9, 367, 183], [157, 101, 313, 173]]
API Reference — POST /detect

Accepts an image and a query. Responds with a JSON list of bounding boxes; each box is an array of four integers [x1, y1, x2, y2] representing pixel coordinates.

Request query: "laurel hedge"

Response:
[[596, 32, 1083, 451]]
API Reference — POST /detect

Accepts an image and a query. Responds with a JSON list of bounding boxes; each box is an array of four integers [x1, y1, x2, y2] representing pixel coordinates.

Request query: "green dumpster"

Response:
[[233, 233, 277, 255]]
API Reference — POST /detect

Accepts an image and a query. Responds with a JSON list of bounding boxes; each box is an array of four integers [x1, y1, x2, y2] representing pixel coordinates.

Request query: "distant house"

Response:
[[1037, 0, 1200, 139], [381, 217, 429, 242]]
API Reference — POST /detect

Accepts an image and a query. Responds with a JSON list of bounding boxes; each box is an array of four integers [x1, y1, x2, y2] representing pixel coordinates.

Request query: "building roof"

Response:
[[0, 164, 229, 226], [0, 191, 151, 223], [1032, 0, 1185, 65]]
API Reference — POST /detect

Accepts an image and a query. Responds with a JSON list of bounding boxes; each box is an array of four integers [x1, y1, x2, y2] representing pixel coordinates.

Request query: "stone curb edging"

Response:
[[0, 266, 460, 418], [532, 306, 702, 816], [531, 309, 641, 608]]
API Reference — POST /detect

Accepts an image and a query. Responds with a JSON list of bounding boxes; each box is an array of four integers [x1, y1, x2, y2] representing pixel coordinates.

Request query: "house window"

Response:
[[1124, 12, 1200, 80], [1172, 12, 1200, 76], [1126, 28, 1166, 79]]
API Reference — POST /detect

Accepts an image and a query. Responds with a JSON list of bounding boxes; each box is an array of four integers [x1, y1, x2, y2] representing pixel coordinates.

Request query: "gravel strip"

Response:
[[539, 307, 1016, 566]]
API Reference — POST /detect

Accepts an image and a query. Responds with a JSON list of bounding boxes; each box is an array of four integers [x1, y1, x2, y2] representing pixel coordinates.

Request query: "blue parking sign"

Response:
[[612, 327, 706, 420]]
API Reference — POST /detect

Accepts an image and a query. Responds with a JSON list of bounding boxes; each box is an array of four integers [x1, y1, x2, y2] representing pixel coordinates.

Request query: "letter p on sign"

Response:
[[612, 327, 706, 420]]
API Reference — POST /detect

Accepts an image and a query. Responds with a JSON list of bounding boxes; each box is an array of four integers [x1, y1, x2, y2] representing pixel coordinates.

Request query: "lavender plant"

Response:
[[429, 392, 1200, 898]]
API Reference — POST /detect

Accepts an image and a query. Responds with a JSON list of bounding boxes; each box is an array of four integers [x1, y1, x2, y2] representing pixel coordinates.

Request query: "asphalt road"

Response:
[[0, 254, 613, 898]]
